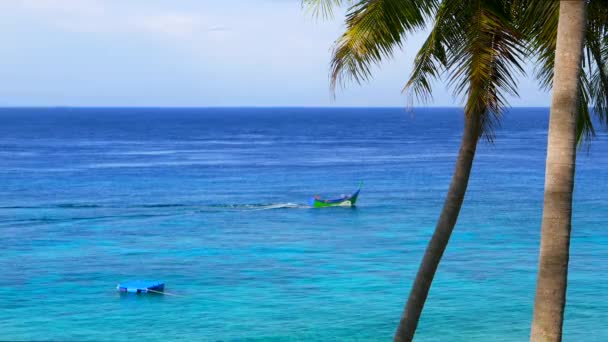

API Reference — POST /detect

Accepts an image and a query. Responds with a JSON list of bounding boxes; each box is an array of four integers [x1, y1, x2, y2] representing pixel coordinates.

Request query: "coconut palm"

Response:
[[303, 0, 526, 340], [524, 1, 608, 340]]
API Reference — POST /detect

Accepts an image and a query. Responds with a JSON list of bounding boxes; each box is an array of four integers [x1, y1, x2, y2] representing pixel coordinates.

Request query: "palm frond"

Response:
[[578, 72, 595, 146], [520, 0, 559, 90], [329, 0, 439, 91], [302, 0, 349, 19], [585, 0, 608, 127], [446, 0, 526, 140], [402, 1, 461, 104], [521, 0, 608, 144], [403, 30, 447, 105], [322, 0, 525, 140]]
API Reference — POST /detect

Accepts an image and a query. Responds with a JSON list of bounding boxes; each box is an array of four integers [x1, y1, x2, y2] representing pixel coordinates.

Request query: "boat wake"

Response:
[[0, 202, 317, 228], [0, 202, 306, 210], [0, 203, 310, 223], [201, 202, 307, 212], [248, 202, 305, 211]]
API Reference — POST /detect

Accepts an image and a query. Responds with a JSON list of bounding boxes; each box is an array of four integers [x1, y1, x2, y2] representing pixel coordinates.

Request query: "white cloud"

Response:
[[19, 0, 105, 15], [9, 0, 220, 39], [131, 13, 203, 38]]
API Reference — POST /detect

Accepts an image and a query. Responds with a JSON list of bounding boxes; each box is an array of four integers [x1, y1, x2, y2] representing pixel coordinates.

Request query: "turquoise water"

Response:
[[0, 107, 606, 341]]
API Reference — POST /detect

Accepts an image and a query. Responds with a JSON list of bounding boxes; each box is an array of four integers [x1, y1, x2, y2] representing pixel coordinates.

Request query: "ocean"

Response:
[[0, 107, 606, 341]]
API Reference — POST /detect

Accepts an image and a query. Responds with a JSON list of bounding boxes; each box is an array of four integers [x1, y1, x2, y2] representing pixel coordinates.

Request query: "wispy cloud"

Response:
[[20, 0, 104, 15], [9, 0, 226, 39], [130, 13, 205, 38], [207, 26, 231, 33]]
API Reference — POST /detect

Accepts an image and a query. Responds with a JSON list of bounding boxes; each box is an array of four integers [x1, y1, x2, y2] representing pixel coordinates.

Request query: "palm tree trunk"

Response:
[[394, 113, 481, 342], [530, 1, 587, 341]]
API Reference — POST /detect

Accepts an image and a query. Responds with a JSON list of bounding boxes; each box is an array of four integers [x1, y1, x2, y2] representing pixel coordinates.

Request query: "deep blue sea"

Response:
[[0, 107, 606, 341]]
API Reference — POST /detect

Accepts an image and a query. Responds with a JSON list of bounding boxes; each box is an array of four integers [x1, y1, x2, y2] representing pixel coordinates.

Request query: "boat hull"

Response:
[[309, 190, 359, 208]]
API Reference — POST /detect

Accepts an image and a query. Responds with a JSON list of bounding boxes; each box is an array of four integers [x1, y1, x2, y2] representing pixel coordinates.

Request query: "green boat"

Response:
[[308, 187, 360, 208]]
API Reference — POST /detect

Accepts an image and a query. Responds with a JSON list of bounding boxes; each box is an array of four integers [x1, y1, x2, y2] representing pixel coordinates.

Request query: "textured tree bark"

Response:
[[530, 1, 587, 341], [394, 114, 481, 342]]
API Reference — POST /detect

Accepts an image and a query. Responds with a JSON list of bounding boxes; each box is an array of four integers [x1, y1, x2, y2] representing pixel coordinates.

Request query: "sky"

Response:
[[0, 0, 550, 107]]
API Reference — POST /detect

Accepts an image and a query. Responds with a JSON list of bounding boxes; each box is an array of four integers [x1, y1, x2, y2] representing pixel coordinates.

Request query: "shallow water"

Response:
[[0, 107, 606, 341]]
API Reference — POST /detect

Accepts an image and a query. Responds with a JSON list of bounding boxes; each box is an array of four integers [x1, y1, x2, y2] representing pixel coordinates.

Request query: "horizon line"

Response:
[[0, 105, 552, 109]]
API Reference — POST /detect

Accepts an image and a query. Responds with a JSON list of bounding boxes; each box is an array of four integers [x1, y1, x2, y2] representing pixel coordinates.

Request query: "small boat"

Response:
[[117, 280, 165, 294], [308, 186, 361, 208]]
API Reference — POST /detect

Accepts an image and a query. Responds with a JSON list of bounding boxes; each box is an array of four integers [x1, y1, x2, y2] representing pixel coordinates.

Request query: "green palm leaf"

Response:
[[402, 1, 456, 104], [522, 0, 608, 144], [328, 0, 438, 90], [404, 0, 525, 139], [302, 0, 349, 19], [586, 0, 608, 126]]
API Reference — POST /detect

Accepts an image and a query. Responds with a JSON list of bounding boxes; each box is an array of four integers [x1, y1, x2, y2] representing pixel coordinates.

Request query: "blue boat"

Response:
[[117, 280, 165, 294]]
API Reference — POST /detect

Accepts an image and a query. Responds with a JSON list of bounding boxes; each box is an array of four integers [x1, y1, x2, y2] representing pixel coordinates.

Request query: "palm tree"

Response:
[[303, 0, 526, 340], [524, 1, 608, 340], [530, 3, 587, 340]]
